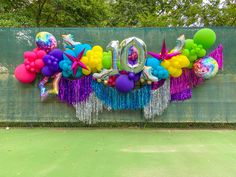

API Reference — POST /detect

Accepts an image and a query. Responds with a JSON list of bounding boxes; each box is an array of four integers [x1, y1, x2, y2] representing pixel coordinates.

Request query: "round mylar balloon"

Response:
[[35, 32, 57, 52], [193, 57, 218, 79]]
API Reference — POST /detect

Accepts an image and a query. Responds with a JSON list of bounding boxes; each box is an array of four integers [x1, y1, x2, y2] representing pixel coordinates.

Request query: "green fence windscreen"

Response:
[[0, 27, 235, 123]]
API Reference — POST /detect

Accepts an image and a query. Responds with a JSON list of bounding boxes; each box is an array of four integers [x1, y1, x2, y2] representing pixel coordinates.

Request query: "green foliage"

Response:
[[0, 0, 235, 27]]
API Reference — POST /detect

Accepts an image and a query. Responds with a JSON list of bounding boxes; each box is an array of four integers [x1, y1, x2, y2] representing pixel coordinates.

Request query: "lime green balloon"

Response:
[[187, 62, 194, 69], [182, 49, 190, 57], [197, 49, 206, 57], [188, 54, 197, 62], [184, 39, 194, 49], [102, 52, 112, 69], [193, 28, 216, 49], [117, 60, 122, 70], [190, 49, 196, 55]]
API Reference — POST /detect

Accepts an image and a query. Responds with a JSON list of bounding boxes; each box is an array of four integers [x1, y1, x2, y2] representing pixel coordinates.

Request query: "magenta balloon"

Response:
[[14, 64, 36, 84], [115, 74, 135, 93]]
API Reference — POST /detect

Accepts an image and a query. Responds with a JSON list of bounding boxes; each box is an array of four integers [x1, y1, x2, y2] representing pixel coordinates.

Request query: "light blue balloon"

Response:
[[146, 57, 161, 70], [74, 44, 92, 56], [63, 49, 76, 61]]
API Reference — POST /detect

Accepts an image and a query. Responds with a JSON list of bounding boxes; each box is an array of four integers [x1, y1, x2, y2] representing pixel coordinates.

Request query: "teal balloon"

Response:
[[146, 57, 161, 70], [74, 44, 92, 56], [193, 28, 216, 49]]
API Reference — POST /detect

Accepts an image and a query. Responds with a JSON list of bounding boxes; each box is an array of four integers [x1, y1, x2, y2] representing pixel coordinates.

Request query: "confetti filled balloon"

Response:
[[35, 32, 57, 52], [193, 57, 219, 79]]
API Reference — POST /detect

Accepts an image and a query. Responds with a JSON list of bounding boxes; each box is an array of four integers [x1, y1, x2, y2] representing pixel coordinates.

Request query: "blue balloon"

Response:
[[63, 49, 76, 60], [146, 57, 161, 70], [74, 44, 92, 56]]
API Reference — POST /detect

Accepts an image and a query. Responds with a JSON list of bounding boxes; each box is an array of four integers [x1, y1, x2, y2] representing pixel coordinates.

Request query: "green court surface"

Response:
[[1, 129, 236, 177]]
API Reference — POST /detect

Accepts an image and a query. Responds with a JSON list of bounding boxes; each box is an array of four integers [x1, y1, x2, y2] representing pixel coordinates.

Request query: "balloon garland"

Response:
[[14, 28, 224, 123]]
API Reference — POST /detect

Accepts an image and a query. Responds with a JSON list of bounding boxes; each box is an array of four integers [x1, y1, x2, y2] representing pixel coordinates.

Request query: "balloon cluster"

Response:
[[15, 48, 46, 84], [81, 45, 104, 74], [193, 57, 218, 79], [59, 49, 83, 78], [24, 49, 46, 73], [161, 54, 190, 78], [182, 28, 216, 67], [42, 49, 64, 77], [146, 58, 169, 79]]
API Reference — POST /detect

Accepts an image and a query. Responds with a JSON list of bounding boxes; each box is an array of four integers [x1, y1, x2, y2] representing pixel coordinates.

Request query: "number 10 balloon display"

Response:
[[93, 37, 158, 83]]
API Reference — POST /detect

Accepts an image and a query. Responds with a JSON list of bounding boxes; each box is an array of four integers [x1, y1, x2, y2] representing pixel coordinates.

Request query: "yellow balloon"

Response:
[[82, 66, 91, 75], [161, 60, 170, 68], [86, 50, 93, 58], [168, 66, 177, 75], [81, 56, 89, 65], [172, 69, 182, 78], [92, 46, 103, 53], [96, 64, 103, 71]]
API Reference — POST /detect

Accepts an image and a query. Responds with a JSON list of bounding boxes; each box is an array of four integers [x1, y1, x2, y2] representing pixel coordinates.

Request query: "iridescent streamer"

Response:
[[92, 80, 151, 110], [144, 79, 170, 120], [73, 93, 103, 124], [58, 76, 92, 104]]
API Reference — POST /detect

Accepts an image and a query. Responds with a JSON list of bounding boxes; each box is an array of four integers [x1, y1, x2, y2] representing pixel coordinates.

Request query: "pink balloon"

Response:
[[24, 51, 36, 61], [35, 59, 45, 69], [14, 64, 36, 84], [36, 50, 47, 59]]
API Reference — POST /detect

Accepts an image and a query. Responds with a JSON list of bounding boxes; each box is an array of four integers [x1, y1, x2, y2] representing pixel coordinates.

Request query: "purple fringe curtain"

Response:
[[171, 89, 192, 101], [58, 76, 92, 105], [170, 69, 204, 101], [208, 44, 223, 70]]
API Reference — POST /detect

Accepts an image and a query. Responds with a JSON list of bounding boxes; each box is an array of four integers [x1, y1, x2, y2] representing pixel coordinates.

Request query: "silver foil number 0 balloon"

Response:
[[120, 37, 147, 73]]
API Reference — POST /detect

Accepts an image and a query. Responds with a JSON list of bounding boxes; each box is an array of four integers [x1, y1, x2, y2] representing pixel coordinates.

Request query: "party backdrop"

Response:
[[0, 27, 235, 123]]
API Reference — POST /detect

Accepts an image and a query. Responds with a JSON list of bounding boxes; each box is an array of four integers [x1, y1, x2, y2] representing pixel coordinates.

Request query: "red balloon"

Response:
[[14, 64, 36, 84]]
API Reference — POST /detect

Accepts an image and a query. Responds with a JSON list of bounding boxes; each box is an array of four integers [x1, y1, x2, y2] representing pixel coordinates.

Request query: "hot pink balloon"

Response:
[[14, 64, 36, 84]]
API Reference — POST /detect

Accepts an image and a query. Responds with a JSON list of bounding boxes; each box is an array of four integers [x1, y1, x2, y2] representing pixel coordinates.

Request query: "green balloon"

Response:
[[197, 49, 206, 57], [190, 49, 196, 55], [182, 49, 190, 57], [187, 62, 194, 69], [102, 52, 112, 69], [193, 28, 216, 49], [184, 39, 194, 49], [188, 54, 197, 62], [117, 60, 122, 70]]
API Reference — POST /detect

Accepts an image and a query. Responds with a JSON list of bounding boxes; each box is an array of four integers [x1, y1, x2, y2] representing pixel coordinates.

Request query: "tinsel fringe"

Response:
[[171, 89, 192, 101], [144, 79, 170, 120], [92, 80, 151, 110], [58, 76, 92, 104], [208, 44, 223, 70], [73, 93, 103, 124], [170, 69, 203, 101]]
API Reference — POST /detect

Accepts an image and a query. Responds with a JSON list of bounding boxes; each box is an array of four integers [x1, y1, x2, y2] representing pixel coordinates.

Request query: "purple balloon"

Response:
[[115, 74, 135, 93], [43, 55, 51, 64], [42, 66, 53, 77], [128, 72, 135, 80], [49, 49, 63, 60]]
